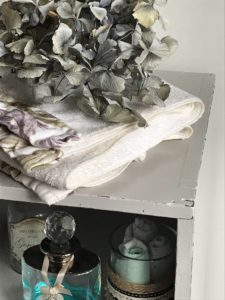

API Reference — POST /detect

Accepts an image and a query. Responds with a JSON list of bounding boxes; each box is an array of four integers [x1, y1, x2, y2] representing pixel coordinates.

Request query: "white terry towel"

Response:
[[0, 79, 204, 204], [0, 157, 130, 205], [0, 160, 72, 205]]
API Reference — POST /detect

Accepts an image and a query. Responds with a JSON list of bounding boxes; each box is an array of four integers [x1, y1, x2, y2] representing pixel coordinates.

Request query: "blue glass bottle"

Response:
[[22, 211, 101, 300]]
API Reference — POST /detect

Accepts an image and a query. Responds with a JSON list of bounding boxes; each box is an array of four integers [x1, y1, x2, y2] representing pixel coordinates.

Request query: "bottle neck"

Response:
[[46, 253, 74, 273], [40, 237, 80, 273]]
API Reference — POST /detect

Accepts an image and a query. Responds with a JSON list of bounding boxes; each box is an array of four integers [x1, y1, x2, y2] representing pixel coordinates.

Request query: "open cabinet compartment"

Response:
[[0, 199, 177, 299]]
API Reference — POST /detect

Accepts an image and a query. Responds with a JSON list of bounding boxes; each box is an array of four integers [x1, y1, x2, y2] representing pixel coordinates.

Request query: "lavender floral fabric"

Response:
[[0, 108, 46, 140], [0, 100, 80, 149]]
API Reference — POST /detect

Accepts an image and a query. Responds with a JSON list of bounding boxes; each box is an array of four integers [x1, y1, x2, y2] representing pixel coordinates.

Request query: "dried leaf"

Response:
[[135, 49, 149, 65], [49, 54, 75, 71], [1, 4, 22, 30], [94, 39, 117, 67], [29, 11, 40, 26], [102, 104, 137, 124], [90, 71, 125, 93], [133, 3, 159, 28], [32, 83, 52, 101], [115, 24, 133, 37], [17, 67, 46, 78], [118, 41, 133, 60], [73, 1, 85, 17], [89, 5, 107, 21], [159, 15, 169, 30], [23, 54, 49, 64], [100, 0, 111, 7], [77, 87, 106, 117], [12, 0, 34, 3], [0, 31, 11, 43], [150, 36, 178, 57], [24, 39, 34, 56], [161, 36, 178, 54], [140, 83, 170, 106], [132, 24, 142, 46], [157, 83, 170, 100], [123, 75, 162, 100], [73, 43, 96, 60], [39, 0, 54, 23], [65, 65, 89, 85], [142, 30, 155, 47], [111, 0, 125, 13], [56, 2, 74, 19], [6, 38, 30, 54], [52, 23, 73, 55], [0, 41, 7, 57], [92, 24, 111, 44]]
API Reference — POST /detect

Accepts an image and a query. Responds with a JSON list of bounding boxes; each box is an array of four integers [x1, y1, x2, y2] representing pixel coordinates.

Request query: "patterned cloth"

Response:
[[0, 97, 80, 149]]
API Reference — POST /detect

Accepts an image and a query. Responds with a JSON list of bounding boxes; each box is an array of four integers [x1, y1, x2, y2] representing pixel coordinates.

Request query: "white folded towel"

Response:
[[0, 77, 204, 204], [0, 160, 72, 205]]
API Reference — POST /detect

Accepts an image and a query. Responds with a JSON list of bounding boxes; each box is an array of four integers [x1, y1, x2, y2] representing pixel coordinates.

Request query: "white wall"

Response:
[[156, 1, 224, 299]]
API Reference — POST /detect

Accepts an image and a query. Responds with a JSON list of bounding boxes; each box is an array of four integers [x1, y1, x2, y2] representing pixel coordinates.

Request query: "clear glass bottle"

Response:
[[22, 211, 101, 300], [8, 202, 51, 273]]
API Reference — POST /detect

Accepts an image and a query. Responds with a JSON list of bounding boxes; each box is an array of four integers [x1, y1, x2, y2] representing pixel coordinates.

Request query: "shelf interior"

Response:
[[0, 200, 177, 299]]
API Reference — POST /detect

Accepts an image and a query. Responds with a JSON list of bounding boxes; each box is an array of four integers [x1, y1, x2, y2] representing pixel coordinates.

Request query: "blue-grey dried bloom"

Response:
[[0, 0, 178, 126]]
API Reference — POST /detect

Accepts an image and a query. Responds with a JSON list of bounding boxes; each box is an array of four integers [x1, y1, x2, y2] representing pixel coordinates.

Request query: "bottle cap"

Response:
[[40, 211, 80, 256]]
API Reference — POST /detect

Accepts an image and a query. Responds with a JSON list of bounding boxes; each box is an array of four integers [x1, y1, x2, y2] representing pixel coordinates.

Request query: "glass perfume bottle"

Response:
[[8, 202, 50, 273], [22, 211, 101, 300]]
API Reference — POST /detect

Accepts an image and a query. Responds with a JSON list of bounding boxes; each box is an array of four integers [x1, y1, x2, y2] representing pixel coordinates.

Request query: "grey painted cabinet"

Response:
[[0, 71, 215, 299]]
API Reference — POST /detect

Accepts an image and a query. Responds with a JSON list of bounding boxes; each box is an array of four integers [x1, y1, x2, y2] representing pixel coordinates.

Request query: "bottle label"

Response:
[[10, 218, 45, 261], [107, 280, 174, 300]]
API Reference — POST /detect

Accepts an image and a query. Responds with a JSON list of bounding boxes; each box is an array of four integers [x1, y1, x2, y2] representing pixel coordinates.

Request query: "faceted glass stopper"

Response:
[[45, 211, 76, 245]]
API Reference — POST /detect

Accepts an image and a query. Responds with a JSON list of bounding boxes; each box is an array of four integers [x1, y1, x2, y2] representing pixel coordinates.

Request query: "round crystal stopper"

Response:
[[45, 211, 76, 244]]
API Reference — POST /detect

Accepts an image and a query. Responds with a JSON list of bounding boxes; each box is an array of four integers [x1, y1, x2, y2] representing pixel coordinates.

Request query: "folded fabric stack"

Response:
[[0, 78, 204, 205]]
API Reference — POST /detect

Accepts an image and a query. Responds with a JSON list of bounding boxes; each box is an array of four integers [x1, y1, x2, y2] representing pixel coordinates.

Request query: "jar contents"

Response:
[[108, 217, 176, 300]]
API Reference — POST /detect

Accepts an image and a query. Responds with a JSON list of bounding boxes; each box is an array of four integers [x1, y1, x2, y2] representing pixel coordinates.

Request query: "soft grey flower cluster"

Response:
[[0, 0, 178, 126]]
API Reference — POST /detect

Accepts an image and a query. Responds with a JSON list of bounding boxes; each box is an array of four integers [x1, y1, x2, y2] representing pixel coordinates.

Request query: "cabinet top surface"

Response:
[[0, 71, 215, 219]]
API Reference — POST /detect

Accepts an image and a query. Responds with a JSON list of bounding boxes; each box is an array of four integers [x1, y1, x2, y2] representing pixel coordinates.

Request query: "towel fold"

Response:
[[113, 238, 150, 284], [0, 160, 72, 205], [0, 156, 130, 205], [124, 217, 158, 244], [0, 77, 205, 204]]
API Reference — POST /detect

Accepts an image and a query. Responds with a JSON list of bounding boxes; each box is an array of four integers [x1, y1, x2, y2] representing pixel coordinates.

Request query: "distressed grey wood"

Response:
[[175, 218, 194, 299], [0, 72, 215, 219]]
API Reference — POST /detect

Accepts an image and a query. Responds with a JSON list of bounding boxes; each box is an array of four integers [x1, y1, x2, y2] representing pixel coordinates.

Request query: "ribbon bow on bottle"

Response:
[[40, 255, 74, 300]]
